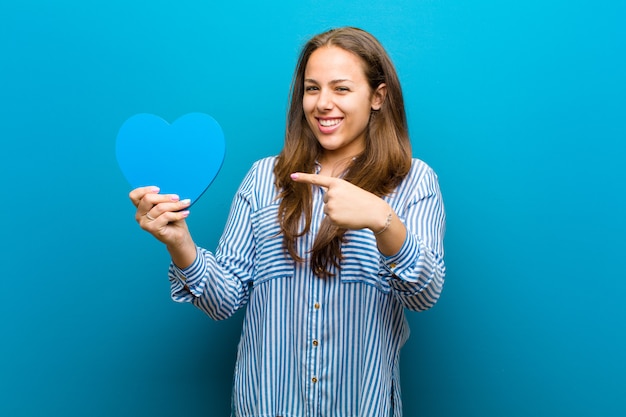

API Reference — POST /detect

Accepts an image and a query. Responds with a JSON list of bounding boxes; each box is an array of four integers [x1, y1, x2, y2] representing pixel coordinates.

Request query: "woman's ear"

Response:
[[371, 83, 387, 111]]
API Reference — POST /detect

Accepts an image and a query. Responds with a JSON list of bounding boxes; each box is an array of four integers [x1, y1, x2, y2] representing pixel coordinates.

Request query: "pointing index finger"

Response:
[[290, 172, 334, 188]]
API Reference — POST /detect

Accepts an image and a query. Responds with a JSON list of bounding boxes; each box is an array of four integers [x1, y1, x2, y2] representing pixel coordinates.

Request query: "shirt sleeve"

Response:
[[379, 164, 446, 311], [167, 163, 259, 321]]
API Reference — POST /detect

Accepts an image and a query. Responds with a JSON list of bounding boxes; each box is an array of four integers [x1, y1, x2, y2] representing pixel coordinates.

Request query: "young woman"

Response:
[[130, 27, 445, 417]]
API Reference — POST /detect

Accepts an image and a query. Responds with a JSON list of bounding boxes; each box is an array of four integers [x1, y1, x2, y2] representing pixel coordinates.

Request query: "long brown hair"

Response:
[[274, 27, 412, 277]]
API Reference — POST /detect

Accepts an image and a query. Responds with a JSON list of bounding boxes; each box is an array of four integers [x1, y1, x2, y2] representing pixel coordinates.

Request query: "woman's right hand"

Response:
[[129, 186, 197, 268]]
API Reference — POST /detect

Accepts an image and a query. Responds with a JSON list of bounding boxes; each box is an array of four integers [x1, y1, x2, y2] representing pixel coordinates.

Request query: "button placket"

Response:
[[311, 300, 321, 381], [307, 179, 326, 415], [308, 294, 322, 410]]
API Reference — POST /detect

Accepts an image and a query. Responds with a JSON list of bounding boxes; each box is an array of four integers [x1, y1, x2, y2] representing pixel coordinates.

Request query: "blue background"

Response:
[[2, 1, 625, 416]]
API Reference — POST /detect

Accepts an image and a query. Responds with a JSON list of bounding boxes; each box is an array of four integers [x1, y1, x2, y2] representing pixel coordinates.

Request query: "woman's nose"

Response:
[[316, 89, 333, 111]]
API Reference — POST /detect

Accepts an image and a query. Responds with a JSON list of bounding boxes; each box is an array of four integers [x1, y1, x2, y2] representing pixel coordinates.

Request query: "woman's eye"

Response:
[[305, 86, 319, 92], [336, 86, 349, 92]]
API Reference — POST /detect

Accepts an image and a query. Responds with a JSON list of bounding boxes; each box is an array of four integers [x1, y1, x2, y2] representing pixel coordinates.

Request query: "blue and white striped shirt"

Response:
[[169, 156, 446, 417]]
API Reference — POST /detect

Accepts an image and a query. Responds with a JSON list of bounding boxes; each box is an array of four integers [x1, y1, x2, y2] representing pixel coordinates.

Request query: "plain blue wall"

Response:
[[2, 1, 625, 416]]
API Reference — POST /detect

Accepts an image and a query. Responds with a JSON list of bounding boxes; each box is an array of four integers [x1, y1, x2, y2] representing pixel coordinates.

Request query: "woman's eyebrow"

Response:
[[304, 78, 353, 84]]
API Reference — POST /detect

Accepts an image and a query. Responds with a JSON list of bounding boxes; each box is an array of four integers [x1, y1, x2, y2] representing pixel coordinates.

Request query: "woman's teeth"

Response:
[[319, 118, 341, 127]]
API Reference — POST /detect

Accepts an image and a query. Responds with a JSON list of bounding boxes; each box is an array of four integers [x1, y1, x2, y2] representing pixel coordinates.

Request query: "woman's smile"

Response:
[[317, 117, 344, 133]]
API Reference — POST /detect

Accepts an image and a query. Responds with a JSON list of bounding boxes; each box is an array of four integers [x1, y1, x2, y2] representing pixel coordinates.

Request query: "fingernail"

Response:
[[181, 210, 190, 218], [290, 173, 299, 180], [170, 195, 180, 202], [150, 186, 160, 193], [181, 199, 191, 205]]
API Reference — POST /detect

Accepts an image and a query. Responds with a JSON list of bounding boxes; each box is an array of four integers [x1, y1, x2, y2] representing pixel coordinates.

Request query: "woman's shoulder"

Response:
[[240, 156, 277, 181], [237, 156, 280, 208], [391, 158, 442, 201], [408, 157, 439, 181], [252, 155, 278, 172]]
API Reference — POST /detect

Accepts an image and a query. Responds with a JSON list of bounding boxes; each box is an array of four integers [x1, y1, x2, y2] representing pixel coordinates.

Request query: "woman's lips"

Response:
[[317, 117, 343, 134]]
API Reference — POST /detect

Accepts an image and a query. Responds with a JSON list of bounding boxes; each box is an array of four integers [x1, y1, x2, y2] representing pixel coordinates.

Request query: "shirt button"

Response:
[[314, 302, 320, 310], [390, 263, 397, 269], [312, 377, 318, 383], [312, 340, 319, 346]]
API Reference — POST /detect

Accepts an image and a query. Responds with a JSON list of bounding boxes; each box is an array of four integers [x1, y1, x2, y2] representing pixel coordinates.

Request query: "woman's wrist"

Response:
[[167, 236, 197, 270], [372, 205, 407, 257], [374, 211, 393, 235], [369, 201, 393, 234]]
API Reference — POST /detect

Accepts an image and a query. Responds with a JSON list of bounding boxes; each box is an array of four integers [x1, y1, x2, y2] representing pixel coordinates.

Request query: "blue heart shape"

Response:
[[116, 113, 225, 206]]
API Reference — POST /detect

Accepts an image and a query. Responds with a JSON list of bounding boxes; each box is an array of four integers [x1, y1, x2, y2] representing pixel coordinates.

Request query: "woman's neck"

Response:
[[318, 154, 357, 177]]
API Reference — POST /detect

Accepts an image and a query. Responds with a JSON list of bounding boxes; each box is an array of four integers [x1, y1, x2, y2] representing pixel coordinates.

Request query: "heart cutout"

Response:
[[116, 112, 225, 206]]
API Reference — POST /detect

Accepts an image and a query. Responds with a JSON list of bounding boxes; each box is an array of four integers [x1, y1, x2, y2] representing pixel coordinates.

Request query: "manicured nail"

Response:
[[181, 199, 191, 206], [150, 186, 160, 193], [290, 173, 299, 180], [170, 195, 180, 202], [181, 210, 190, 218]]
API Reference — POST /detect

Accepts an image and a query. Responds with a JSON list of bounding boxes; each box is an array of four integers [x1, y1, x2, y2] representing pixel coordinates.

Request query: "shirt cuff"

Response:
[[379, 232, 420, 281], [170, 246, 207, 298]]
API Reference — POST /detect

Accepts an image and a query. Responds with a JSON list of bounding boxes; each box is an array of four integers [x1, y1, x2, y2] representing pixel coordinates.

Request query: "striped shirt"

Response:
[[168, 156, 446, 417]]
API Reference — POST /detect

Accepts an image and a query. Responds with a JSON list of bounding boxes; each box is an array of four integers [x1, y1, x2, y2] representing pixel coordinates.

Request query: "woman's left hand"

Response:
[[290, 172, 390, 233]]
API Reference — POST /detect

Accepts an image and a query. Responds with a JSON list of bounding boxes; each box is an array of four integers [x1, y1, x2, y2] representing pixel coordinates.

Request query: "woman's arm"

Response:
[[381, 165, 446, 311], [167, 163, 261, 320]]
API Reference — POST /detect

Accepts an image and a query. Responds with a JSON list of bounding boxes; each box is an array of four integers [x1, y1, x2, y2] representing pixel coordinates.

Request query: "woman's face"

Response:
[[303, 46, 385, 164]]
